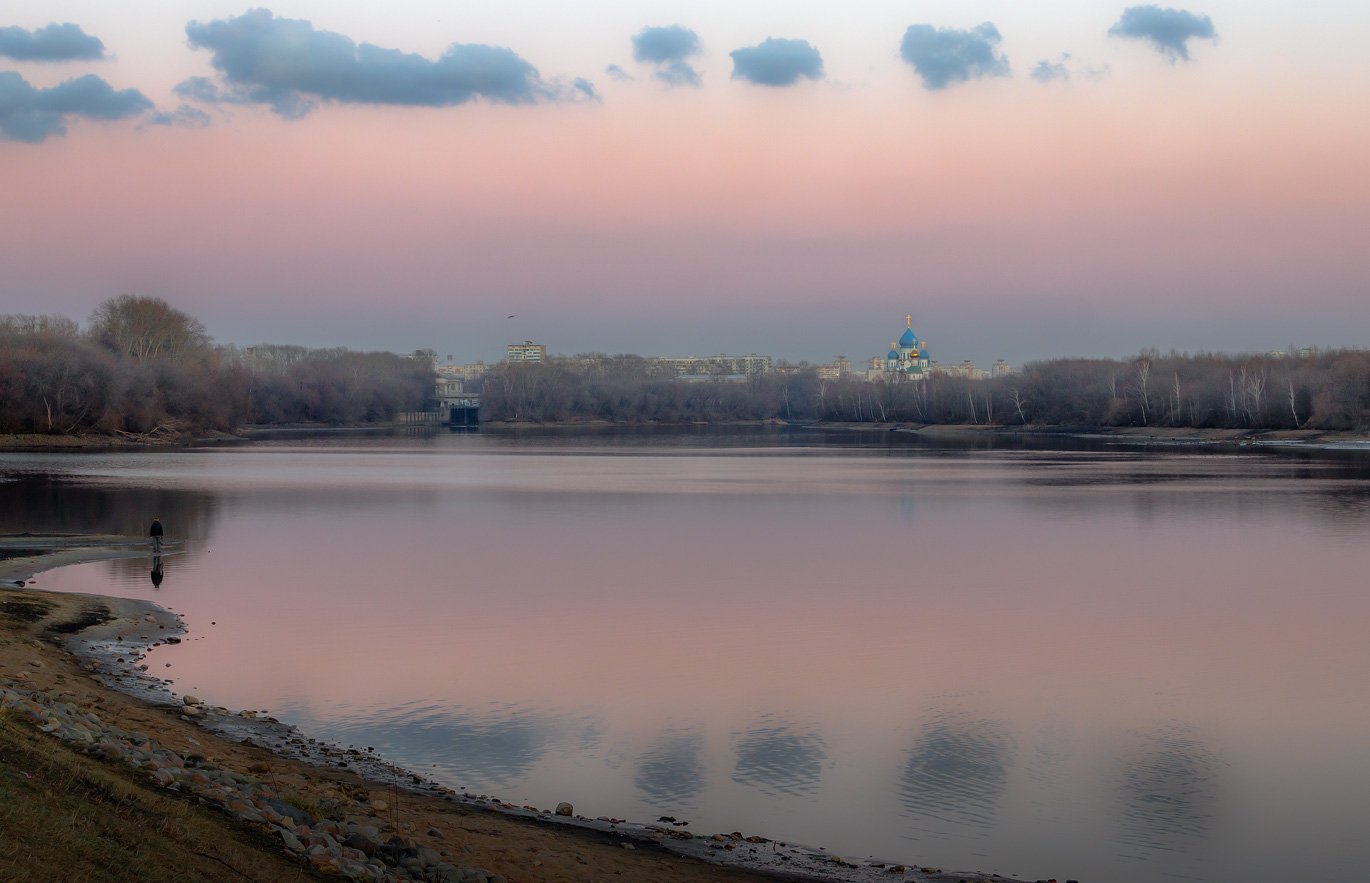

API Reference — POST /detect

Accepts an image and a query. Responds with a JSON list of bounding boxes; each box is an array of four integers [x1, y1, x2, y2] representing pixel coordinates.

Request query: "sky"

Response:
[[2, 2, 1368, 368]]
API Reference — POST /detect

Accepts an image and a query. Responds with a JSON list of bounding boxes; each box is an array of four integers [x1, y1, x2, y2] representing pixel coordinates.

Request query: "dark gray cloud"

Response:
[[182, 8, 586, 119], [1031, 54, 1072, 83], [146, 104, 213, 128], [900, 23, 1010, 90], [0, 23, 105, 62], [173, 76, 223, 105], [0, 71, 152, 143], [1108, 6, 1217, 62], [572, 77, 599, 102], [632, 25, 702, 87], [730, 38, 824, 87]]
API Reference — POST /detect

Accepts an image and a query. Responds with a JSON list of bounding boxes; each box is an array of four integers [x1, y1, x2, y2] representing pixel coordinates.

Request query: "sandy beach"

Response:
[[0, 535, 1027, 883]]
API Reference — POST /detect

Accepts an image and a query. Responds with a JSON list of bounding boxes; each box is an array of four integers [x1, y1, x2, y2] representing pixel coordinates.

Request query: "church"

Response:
[[876, 315, 931, 379]]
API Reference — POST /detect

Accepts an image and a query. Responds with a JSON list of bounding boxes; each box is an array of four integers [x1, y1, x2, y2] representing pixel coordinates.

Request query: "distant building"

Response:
[[432, 375, 480, 426], [674, 373, 750, 383], [436, 358, 488, 381], [935, 359, 987, 380], [992, 359, 1013, 378], [647, 354, 772, 377], [874, 315, 931, 381], [817, 356, 852, 381], [507, 341, 547, 363]]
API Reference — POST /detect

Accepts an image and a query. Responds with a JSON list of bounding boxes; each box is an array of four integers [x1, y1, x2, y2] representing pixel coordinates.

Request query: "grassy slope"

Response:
[[0, 709, 318, 882]]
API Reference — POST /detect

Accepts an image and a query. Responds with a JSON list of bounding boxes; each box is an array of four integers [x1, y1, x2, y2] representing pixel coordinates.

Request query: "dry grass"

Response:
[[0, 712, 318, 882]]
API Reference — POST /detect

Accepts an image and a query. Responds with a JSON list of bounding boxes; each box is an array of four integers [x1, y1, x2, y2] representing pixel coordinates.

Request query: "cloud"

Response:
[[605, 63, 633, 82], [182, 8, 586, 118], [1031, 54, 1071, 83], [0, 23, 105, 62], [730, 37, 824, 87], [900, 23, 1010, 90], [1108, 6, 1217, 62], [632, 25, 702, 87], [173, 76, 223, 104], [145, 104, 213, 128], [0, 71, 152, 143], [572, 77, 599, 102]]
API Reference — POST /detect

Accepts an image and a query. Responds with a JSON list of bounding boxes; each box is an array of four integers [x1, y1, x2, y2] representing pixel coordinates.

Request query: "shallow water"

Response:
[[7, 428, 1370, 882]]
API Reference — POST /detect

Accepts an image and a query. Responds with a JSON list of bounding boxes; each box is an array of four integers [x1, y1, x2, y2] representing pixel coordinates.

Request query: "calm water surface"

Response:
[[6, 429, 1370, 883]]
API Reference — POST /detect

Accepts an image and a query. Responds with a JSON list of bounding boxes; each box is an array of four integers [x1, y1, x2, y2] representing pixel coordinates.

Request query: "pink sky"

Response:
[[2, 2, 1368, 365]]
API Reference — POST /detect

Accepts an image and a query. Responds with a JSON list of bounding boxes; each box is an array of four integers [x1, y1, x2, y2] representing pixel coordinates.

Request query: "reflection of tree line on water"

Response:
[[0, 476, 215, 584], [0, 476, 220, 541]]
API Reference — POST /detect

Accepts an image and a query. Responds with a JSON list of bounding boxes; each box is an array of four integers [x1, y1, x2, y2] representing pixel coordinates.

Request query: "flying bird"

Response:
[[507, 314, 517, 319]]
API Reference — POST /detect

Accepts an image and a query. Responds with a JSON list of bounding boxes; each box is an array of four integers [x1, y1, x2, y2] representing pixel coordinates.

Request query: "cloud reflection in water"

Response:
[[634, 729, 705, 808], [899, 712, 1013, 834], [1116, 728, 1219, 856], [731, 722, 826, 797], [287, 700, 595, 789]]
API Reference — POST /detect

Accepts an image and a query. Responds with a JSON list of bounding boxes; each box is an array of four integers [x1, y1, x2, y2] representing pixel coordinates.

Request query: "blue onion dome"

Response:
[[887, 347, 901, 359], [898, 327, 917, 348]]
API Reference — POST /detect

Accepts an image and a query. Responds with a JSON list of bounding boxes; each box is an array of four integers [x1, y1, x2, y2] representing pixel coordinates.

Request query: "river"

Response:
[[5, 427, 1369, 882]]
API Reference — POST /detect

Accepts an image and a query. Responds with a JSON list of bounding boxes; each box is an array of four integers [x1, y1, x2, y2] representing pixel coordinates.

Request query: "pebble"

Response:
[[0, 679, 505, 883]]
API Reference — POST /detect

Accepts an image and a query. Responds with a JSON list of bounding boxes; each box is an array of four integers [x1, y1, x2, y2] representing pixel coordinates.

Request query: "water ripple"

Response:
[[1116, 728, 1220, 855], [898, 713, 1013, 832], [731, 722, 827, 797], [634, 729, 705, 808]]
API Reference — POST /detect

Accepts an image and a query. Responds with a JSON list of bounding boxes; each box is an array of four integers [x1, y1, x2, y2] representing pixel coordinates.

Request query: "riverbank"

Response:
[[792, 422, 1370, 449], [6, 420, 1370, 453], [0, 538, 1030, 883]]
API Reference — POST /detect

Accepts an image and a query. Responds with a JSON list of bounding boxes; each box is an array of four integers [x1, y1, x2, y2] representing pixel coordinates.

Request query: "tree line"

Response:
[[6, 298, 1366, 437], [0, 297, 434, 438], [482, 349, 1370, 431]]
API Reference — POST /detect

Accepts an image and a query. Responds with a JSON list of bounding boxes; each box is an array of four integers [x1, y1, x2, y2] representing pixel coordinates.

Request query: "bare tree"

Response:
[[0, 314, 78, 336], [89, 295, 209, 365], [1009, 388, 1029, 424], [1132, 358, 1152, 425], [1239, 365, 1266, 426]]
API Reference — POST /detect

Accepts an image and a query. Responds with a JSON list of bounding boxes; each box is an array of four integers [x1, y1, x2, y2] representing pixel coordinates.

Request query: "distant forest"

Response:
[[4, 298, 1369, 439], [483, 349, 1370, 431], [0, 297, 434, 438]]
